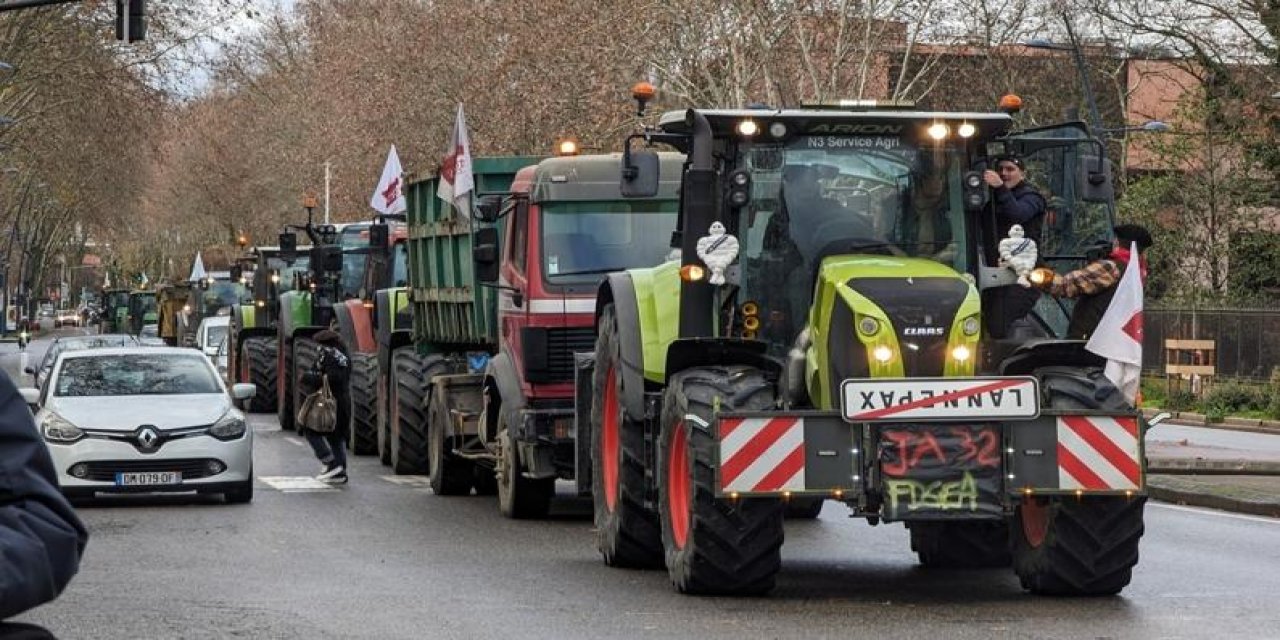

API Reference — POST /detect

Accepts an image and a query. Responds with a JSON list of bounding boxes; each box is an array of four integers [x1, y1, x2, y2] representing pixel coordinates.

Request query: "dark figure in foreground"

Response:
[[0, 368, 88, 637], [302, 330, 352, 483]]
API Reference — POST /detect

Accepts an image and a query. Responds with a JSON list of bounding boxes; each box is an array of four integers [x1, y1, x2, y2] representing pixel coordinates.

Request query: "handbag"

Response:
[[297, 374, 338, 434]]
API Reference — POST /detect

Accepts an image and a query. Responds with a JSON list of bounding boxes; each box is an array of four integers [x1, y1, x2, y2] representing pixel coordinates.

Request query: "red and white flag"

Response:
[[370, 145, 407, 215], [1085, 241, 1144, 404], [437, 103, 474, 215]]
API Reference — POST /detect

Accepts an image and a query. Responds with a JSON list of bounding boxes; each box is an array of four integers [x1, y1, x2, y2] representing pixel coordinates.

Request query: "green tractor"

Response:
[[125, 290, 158, 335], [580, 93, 1145, 596], [227, 246, 312, 413], [100, 288, 130, 334]]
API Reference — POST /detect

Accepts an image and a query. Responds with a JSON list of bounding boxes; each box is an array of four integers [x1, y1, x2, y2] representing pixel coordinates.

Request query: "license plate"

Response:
[[841, 376, 1039, 423], [116, 471, 182, 486]]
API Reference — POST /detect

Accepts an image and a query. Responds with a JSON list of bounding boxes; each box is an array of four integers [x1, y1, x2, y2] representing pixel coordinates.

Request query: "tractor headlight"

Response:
[[42, 414, 85, 443], [873, 345, 894, 363], [857, 316, 880, 336], [209, 412, 247, 440], [962, 315, 981, 336], [951, 345, 972, 362]]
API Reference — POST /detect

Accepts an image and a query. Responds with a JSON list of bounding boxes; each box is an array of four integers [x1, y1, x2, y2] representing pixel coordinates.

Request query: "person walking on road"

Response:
[[0, 361, 88, 636], [302, 330, 352, 483]]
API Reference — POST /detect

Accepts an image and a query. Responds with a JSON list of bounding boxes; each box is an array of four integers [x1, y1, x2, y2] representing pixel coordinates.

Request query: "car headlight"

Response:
[[42, 413, 85, 443], [209, 411, 247, 440]]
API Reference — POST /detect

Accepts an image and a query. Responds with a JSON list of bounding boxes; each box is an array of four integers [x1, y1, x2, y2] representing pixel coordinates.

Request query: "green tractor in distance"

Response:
[[99, 288, 130, 333], [125, 289, 158, 335], [581, 90, 1145, 597]]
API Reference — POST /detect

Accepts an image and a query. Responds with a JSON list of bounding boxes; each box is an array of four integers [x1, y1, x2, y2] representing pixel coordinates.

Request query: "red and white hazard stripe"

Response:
[[1056, 416, 1141, 490], [718, 417, 806, 493]]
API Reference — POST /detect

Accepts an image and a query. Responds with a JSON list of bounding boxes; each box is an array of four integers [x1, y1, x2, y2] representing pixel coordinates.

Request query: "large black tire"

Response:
[[784, 498, 825, 519], [496, 410, 554, 519], [592, 304, 663, 568], [243, 337, 278, 414], [277, 341, 296, 431], [390, 348, 434, 475], [348, 353, 378, 456], [659, 365, 786, 595], [291, 338, 321, 432], [1011, 366, 1146, 596], [909, 521, 1011, 568], [427, 379, 474, 496], [377, 370, 392, 466]]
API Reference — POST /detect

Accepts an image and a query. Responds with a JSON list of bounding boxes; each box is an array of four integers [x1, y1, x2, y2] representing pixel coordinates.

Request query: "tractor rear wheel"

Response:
[[659, 365, 785, 595], [348, 353, 378, 455], [243, 337, 278, 414], [910, 521, 1011, 568], [1011, 366, 1146, 596], [427, 378, 475, 496], [277, 341, 296, 431], [389, 348, 433, 475], [591, 304, 663, 569], [784, 498, 825, 519]]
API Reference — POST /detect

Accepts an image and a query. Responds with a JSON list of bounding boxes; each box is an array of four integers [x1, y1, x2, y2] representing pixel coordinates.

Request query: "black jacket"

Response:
[[301, 345, 352, 437], [0, 372, 88, 618], [993, 181, 1046, 243]]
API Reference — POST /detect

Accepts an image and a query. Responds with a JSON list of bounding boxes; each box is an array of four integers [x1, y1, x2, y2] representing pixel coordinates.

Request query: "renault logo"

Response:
[[137, 426, 160, 449]]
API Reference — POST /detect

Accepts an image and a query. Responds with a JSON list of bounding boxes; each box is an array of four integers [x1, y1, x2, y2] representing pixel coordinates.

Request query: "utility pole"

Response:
[[324, 161, 331, 225]]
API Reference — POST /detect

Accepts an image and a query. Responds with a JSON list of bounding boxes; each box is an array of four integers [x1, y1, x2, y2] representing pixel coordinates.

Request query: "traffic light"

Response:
[[114, 0, 146, 42]]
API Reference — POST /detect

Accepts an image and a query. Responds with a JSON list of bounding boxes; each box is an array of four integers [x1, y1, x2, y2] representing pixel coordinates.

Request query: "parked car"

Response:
[[25, 333, 140, 388], [20, 347, 257, 502], [195, 316, 230, 357]]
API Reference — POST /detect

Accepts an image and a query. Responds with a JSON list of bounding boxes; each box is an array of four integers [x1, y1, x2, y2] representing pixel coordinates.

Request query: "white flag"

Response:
[[436, 103, 474, 215], [189, 251, 208, 283], [1085, 242, 1144, 405], [370, 145, 407, 215]]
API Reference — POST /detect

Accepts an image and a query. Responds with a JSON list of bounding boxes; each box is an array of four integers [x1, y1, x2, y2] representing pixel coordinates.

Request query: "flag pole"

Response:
[[324, 160, 331, 225]]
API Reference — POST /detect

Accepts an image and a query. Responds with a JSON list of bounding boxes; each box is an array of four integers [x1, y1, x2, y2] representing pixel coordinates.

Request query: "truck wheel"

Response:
[[292, 338, 321, 432], [428, 380, 474, 496], [497, 411, 554, 519], [909, 521, 1011, 568], [659, 365, 785, 595], [348, 353, 378, 455], [784, 498, 824, 519], [390, 348, 433, 475], [377, 374, 392, 466], [277, 341, 296, 431], [592, 304, 663, 568], [243, 337, 278, 414], [1012, 366, 1146, 596]]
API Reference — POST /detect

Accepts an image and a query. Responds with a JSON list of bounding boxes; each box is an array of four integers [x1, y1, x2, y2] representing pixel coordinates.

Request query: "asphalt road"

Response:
[[5, 331, 1280, 639]]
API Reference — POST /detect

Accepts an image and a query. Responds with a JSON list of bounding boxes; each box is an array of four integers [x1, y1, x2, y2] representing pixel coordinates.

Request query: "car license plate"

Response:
[[116, 471, 182, 486], [841, 376, 1039, 423]]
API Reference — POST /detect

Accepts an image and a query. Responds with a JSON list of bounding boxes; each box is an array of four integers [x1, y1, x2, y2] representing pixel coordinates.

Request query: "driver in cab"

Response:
[[775, 164, 875, 263]]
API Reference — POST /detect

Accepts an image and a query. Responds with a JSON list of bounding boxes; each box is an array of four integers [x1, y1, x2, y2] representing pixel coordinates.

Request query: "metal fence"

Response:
[[1144, 308, 1280, 381]]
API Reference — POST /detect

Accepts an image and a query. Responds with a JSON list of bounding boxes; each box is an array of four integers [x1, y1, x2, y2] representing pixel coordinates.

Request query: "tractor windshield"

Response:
[[268, 255, 311, 293], [738, 136, 967, 273], [391, 242, 408, 287], [540, 200, 678, 284], [203, 281, 250, 308]]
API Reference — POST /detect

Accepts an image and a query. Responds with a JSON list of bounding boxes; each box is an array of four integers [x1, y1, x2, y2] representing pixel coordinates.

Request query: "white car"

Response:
[[196, 315, 230, 357], [21, 347, 257, 502]]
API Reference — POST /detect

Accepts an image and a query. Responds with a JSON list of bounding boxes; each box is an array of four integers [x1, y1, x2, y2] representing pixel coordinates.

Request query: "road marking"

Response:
[[380, 475, 431, 487], [258, 476, 339, 492], [1149, 501, 1280, 524]]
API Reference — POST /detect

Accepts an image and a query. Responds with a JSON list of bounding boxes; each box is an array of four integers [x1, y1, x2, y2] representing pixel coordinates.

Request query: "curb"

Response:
[[1148, 483, 1280, 518], [1147, 457, 1280, 475]]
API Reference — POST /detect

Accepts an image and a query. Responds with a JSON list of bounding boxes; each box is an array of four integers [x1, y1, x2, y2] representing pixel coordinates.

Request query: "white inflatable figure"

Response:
[[998, 224, 1039, 288], [695, 221, 739, 286]]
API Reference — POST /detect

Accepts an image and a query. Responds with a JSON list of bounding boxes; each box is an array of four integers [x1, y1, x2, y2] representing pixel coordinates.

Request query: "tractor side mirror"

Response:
[[473, 226, 499, 284], [369, 223, 389, 249], [1079, 155, 1114, 203], [279, 232, 297, 261], [621, 148, 660, 198], [476, 195, 503, 223]]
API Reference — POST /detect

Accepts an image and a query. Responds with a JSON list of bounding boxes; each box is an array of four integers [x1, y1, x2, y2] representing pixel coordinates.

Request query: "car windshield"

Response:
[[54, 354, 221, 397], [540, 200, 678, 283]]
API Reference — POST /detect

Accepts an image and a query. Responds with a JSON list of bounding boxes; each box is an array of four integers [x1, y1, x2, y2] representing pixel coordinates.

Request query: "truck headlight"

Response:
[[209, 412, 247, 440], [42, 414, 85, 443]]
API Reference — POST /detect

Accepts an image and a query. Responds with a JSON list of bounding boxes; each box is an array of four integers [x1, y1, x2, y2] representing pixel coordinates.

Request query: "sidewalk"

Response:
[[1143, 409, 1280, 518]]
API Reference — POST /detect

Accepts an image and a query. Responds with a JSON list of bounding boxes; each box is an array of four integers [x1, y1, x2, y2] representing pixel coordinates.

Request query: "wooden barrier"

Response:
[[1165, 339, 1216, 395]]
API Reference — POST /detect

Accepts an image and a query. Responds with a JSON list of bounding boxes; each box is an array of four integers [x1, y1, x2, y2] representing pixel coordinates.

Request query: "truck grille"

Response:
[[544, 327, 596, 382]]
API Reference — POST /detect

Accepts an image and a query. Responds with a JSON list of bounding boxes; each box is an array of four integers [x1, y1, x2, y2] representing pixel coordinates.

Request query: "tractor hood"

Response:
[[806, 255, 981, 410]]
